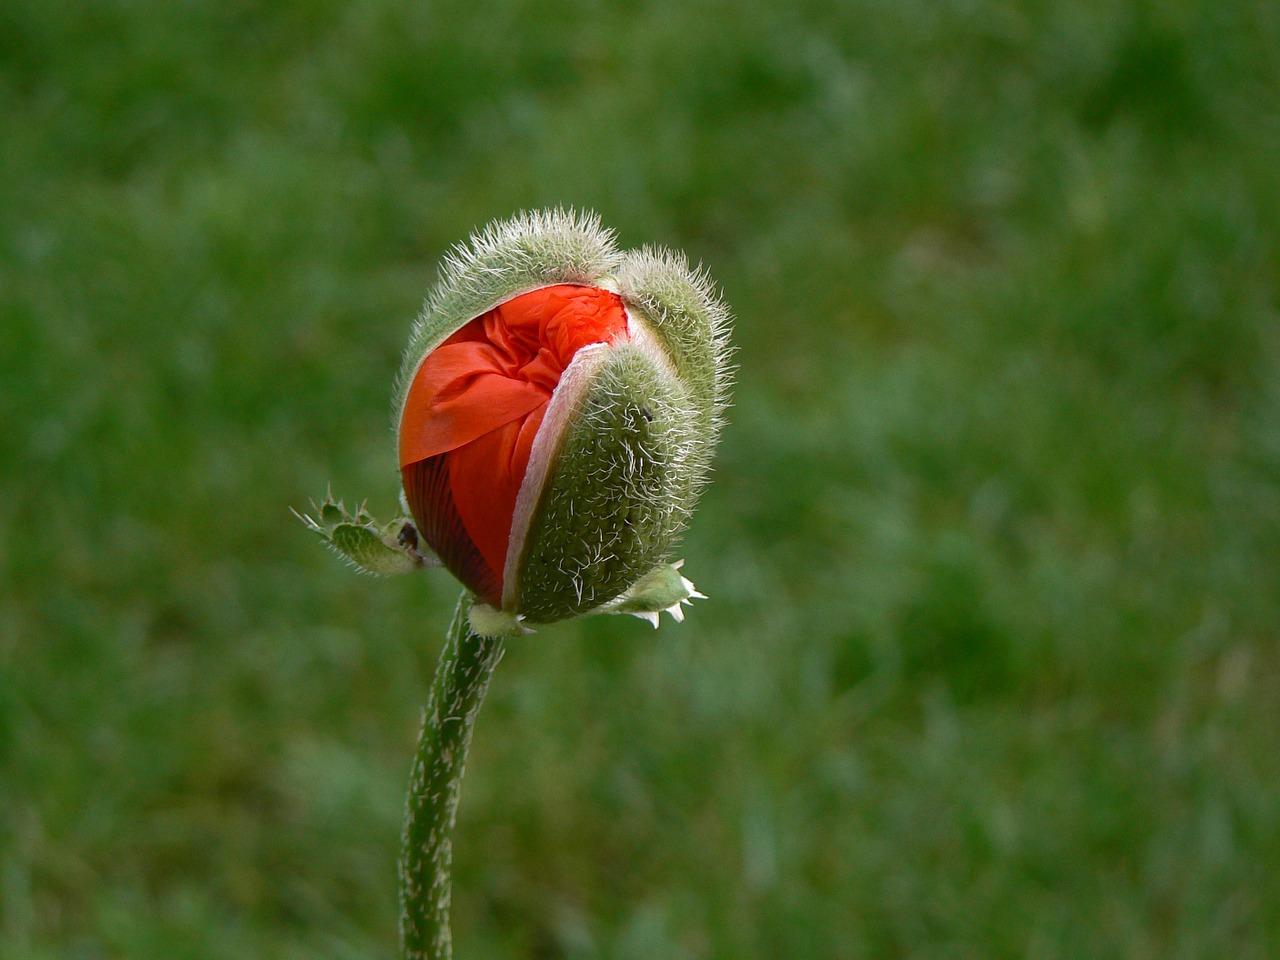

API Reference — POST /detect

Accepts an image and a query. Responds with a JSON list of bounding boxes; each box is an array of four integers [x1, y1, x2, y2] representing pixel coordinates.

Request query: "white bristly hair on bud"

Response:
[[393, 209, 625, 433]]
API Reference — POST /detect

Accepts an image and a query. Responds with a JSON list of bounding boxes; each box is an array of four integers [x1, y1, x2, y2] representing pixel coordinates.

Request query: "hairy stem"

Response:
[[399, 592, 506, 960]]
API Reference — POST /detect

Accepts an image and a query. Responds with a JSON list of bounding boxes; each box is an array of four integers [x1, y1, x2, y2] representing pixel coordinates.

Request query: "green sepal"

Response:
[[616, 248, 734, 436], [513, 344, 698, 623], [594, 560, 706, 627], [293, 491, 437, 576]]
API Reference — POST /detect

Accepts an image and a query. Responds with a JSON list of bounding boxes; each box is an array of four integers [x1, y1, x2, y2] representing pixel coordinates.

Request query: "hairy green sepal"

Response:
[[393, 210, 623, 427], [513, 344, 698, 623], [617, 249, 733, 434]]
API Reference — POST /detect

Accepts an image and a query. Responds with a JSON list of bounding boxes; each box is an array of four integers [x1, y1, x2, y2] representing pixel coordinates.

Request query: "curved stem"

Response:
[[399, 592, 506, 960]]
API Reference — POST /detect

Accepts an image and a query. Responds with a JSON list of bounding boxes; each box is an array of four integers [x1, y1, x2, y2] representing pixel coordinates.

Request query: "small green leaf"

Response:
[[330, 523, 421, 576], [319, 499, 345, 525], [293, 491, 439, 576]]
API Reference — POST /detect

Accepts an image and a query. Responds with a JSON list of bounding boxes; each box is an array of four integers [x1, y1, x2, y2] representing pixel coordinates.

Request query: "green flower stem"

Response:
[[399, 591, 506, 960]]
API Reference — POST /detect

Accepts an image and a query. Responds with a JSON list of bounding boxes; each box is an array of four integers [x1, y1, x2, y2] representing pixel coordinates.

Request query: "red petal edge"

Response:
[[401, 455, 502, 606]]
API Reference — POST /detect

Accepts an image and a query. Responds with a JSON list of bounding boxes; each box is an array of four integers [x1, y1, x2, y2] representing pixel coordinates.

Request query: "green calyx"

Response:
[[510, 340, 699, 623], [616, 248, 734, 437]]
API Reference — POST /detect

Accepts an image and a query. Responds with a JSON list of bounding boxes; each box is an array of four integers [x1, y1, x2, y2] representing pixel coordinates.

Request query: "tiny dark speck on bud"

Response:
[[399, 523, 420, 551]]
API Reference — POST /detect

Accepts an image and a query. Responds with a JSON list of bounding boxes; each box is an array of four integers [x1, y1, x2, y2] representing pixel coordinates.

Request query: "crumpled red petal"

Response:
[[399, 285, 629, 604]]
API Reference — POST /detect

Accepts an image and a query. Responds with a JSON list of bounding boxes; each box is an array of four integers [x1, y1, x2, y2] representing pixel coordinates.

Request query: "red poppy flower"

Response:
[[398, 284, 630, 606]]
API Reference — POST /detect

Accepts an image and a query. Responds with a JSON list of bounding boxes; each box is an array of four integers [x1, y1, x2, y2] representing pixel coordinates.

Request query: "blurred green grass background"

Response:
[[2, 0, 1278, 957]]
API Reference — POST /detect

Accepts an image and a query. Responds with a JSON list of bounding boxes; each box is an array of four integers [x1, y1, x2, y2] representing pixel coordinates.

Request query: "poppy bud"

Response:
[[300, 210, 731, 635]]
